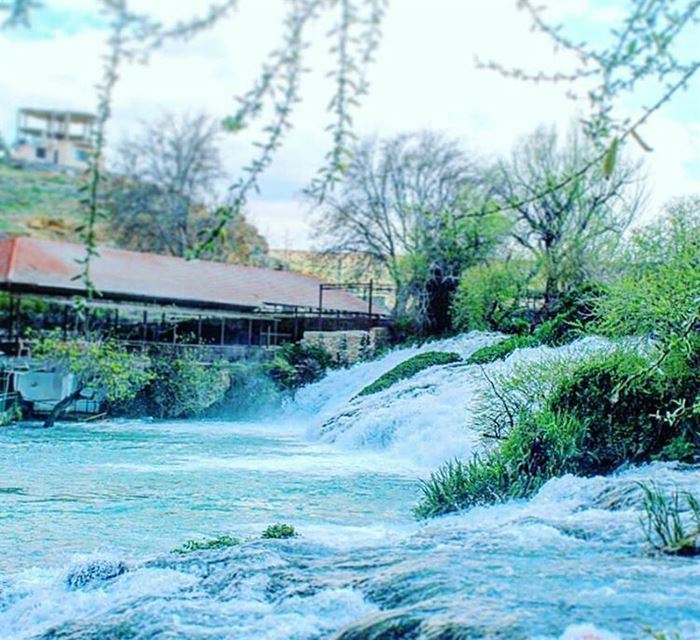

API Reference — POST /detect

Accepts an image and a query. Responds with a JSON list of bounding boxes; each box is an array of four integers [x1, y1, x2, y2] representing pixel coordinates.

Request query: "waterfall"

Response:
[[291, 332, 612, 467]]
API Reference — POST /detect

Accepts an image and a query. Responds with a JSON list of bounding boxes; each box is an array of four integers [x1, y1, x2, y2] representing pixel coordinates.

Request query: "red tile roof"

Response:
[[0, 237, 374, 315]]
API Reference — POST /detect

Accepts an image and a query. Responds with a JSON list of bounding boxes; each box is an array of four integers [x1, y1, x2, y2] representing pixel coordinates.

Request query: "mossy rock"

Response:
[[466, 335, 539, 365], [357, 351, 461, 397], [261, 523, 297, 539], [173, 535, 240, 554]]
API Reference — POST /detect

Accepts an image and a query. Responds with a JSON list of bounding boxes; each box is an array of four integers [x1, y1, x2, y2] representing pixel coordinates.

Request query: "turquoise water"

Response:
[[0, 420, 418, 572], [1, 334, 700, 639]]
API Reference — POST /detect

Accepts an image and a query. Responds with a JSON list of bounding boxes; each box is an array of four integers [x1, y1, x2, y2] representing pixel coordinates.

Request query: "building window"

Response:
[[36, 147, 47, 159], [75, 149, 89, 162]]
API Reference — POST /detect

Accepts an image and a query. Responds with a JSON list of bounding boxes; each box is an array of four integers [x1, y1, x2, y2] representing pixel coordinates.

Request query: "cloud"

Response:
[[1, 0, 698, 249]]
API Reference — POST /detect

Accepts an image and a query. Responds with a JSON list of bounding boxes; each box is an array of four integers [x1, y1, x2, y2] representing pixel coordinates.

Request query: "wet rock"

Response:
[[334, 611, 423, 640], [65, 560, 129, 590], [590, 483, 643, 511]]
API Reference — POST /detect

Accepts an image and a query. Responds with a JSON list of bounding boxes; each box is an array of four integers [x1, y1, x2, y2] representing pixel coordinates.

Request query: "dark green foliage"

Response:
[[173, 535, 240, 554], [655, 436, 697, 463], [357, 351, 461, 397], [535, 282, 604, 346], [547, 350, 680, 474], [639, 483, 700, 556], [261, 523, 297, 539], [127, 349, 230, 419], [466, 335, 539, 365], [146, 350, 229, 418], [268, 342, 335, 390]]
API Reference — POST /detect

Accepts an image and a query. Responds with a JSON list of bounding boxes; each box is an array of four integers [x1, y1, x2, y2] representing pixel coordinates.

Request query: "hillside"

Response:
[[0, 163, 107, 241]]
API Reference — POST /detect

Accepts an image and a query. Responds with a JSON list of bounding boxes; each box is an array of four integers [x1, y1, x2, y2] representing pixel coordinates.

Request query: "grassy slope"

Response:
[[0, 163, 107, 241]]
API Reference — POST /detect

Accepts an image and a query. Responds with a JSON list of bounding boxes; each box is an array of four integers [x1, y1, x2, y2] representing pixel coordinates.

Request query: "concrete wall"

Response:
[[13, 140, 90, 170]]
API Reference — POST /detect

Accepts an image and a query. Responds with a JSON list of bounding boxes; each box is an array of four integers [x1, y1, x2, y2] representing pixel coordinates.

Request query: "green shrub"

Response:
[[415, 408, 584, 518], [655, 436, 697, 463], [32, 334, 152, 427], [596, 197, 700, 362], [147, 350, 230, 419], [357, 351, 461, 397], [466, 335, 539, 365], [115, 347, 230, 419], [268, 342, 335, 390], [451, 261, 532, 333], [534, 282, 603, 346], [261, 523, 297, 539], [639, 483, 700, 556], [418, 346, 700, 519], [173, 535, 240, 554]]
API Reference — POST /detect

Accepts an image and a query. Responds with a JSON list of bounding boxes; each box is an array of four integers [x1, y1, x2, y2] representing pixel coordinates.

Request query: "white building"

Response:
[[12, 108, 96, 170]]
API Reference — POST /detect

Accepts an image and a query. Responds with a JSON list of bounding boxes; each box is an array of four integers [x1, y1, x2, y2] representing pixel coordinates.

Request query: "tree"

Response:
[[32, 335, 152, 428], [316, 131, 508, 331], [107, 113, 269, 263], [495, 125, 644, 309], [597, 196, 700, 357]]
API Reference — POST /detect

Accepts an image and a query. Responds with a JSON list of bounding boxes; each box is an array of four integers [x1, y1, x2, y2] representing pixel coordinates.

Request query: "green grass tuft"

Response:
[[639, 483, 700, 556], [357, 351, 461, 397]]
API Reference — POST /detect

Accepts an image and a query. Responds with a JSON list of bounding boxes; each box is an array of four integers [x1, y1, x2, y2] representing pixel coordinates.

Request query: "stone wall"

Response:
[[302, 327, 389, 365]]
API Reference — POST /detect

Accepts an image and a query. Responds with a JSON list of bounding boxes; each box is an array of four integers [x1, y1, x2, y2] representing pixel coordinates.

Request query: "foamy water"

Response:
[[1, 333, 698, 639]]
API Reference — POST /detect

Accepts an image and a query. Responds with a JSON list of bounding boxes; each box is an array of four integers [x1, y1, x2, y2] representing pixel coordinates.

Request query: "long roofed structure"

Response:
[[0, 237, 387, 358]]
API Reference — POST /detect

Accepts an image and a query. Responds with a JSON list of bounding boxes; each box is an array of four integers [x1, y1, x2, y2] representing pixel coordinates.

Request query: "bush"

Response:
[[415, 408, 584, 518], [596, 197, 700, 361], [32, 334, 152, 427], [268, 342, 335, 390], [418, 346, 700, 518], [115, 347, 230, 419], [466, 335, 539, 365], [451, 261, 532, 333], [173, 535, 240, 554], [535, 282, 603, 346], [261, 523, 297, 539], [357, 351, 461, 397]]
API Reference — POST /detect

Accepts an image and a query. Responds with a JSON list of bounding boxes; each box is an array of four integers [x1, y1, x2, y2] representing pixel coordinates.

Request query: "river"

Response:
[[1, 333, 699, 639]]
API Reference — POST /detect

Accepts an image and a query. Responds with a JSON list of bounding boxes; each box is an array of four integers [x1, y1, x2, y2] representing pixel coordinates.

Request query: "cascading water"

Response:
[[1, 333, 699, 639]]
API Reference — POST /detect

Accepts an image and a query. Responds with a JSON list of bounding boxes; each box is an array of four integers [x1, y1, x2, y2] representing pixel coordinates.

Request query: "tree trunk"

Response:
[[43, 387, 84, 429]]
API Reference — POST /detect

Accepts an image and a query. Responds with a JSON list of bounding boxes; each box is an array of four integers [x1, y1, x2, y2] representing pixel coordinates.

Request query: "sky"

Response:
[[1, 0, 699, 249]]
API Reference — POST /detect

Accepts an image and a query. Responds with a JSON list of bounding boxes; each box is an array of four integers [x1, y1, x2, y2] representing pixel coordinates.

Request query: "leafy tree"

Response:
[[596, 196, 700, 365], [496, 125, 643, 308], [452, 260, 533, 333], [32, 335, 152, 428], [3, 0, 697, 281], [317, 131, 508, 331]]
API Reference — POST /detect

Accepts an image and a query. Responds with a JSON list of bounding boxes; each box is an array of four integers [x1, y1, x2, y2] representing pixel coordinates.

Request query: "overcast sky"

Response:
[[2, 0, 699, 249]]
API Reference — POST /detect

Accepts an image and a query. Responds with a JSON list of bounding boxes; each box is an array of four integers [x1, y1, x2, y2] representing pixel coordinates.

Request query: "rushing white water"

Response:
[[1, 332, 699, 639]]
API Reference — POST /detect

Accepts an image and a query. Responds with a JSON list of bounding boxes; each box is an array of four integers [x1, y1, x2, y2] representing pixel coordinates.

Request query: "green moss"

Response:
[[466, 335, 539, 365], [173, 535, 240, 554], [261, 523, 297, 539], [357, 351, 462, 397]]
